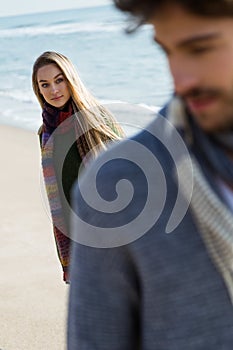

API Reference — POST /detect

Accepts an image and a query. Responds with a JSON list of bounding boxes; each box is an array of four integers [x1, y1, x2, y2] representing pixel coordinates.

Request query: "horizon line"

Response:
[[0, 3, 111, 19]]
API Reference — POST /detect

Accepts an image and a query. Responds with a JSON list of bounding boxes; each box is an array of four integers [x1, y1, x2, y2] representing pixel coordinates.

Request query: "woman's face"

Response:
[[37, 63, 71, 108]]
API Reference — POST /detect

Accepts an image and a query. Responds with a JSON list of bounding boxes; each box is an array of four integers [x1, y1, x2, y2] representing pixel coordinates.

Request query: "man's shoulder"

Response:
[[94, 118, 168, 172]]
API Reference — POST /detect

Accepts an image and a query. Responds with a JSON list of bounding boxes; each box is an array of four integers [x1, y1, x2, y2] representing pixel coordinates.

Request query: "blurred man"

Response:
[[68, 1, 233, 348]]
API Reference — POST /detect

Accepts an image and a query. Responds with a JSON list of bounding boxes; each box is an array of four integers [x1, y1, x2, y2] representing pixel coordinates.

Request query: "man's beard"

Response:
[[176, 87, 233, 133]]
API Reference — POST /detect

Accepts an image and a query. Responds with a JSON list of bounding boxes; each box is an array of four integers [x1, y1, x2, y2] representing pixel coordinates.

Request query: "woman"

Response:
[[32, 51, 125, 283]]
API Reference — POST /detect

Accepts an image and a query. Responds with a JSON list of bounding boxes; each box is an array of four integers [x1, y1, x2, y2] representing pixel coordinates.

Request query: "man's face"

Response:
[[151, 4, 233, 132]]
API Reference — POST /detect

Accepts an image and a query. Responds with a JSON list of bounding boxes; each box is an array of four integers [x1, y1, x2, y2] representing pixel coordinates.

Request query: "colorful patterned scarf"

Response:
[[40, 100, 90, 282]]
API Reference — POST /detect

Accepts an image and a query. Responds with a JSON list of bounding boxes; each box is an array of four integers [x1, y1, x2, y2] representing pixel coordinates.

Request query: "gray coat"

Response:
[[67, 115, 233, 349]]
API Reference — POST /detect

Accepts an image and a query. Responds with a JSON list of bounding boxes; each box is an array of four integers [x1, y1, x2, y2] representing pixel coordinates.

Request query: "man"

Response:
[[68, 1, 233, 348]]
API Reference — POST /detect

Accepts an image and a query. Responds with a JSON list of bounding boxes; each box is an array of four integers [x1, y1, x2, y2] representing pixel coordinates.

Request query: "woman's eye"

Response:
[[56, 78, 63, 84], [41, 83, 48, 88]]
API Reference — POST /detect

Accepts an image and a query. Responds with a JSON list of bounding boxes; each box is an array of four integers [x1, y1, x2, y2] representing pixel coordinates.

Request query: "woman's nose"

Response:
[[51, 84, 59, 93]]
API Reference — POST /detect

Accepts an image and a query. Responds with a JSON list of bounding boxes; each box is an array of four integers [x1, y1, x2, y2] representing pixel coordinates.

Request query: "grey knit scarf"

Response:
[[167, 97, 233, 304]]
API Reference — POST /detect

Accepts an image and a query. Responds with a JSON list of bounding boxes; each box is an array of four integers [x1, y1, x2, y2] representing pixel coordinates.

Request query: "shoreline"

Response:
[[0, 124, 67, 350], [0, 101, 158, 137]]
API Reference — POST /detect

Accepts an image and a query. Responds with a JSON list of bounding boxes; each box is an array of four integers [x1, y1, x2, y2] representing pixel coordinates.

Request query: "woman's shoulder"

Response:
[[37, 125, 44, 147], [37, 124, 43, 136]]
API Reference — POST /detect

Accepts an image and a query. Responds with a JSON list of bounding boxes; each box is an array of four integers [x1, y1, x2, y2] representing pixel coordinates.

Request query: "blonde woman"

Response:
[[32, 51, 125, 283]]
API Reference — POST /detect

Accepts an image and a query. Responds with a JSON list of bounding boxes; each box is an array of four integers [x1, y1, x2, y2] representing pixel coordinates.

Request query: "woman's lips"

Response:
[[52, 95, 63, 101]]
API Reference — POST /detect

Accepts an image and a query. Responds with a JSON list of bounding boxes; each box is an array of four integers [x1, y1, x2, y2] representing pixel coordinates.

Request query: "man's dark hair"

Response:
[[114, 0, 233, 30]]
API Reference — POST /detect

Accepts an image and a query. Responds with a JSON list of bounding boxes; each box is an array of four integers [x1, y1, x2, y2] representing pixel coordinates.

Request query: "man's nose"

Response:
[[169, 59, 199, 97]]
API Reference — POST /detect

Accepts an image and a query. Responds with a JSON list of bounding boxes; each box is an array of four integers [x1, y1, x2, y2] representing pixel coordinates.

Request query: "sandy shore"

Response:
[[0, 124, 68, 350], [0, 107, 157, 350]]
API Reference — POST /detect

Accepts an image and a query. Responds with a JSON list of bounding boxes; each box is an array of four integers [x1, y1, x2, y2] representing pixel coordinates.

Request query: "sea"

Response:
[[0, 4, 173, 134]]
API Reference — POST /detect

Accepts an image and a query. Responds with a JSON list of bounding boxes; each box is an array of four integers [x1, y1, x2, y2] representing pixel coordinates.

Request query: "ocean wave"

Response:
[[0, 86, 161, 113], [10, 22, 40, 29], [101, 99, 160, 110], [0, 89, 36, 104], [0, 21, 124, 38]]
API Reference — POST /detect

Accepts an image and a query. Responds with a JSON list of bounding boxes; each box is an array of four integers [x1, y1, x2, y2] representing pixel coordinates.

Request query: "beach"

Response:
[[0, 4, 171, 349], [0, 99, 158, 350], [0, 124, 68, 350]]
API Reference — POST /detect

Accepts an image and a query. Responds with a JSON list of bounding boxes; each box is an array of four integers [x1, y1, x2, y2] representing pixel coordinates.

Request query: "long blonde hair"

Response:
[[32, 51, 125, 156]]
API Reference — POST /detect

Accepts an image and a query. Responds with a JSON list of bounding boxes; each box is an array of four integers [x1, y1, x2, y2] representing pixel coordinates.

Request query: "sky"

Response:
[[1, 0, 110, 17]]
